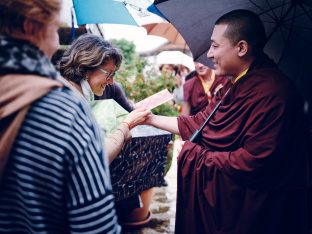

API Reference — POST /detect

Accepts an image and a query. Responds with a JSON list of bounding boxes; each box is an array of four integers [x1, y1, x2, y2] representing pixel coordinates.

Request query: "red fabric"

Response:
[[183, 75, 228, 115], [176, 55, 312, 234]]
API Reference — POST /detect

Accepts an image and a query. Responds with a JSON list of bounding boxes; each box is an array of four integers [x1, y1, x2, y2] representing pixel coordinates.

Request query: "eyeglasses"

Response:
[[97, 68, 116, 80]]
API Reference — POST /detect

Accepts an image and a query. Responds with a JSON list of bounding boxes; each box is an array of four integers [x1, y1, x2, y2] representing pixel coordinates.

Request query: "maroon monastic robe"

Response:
[[176, 54, 311, 234], [183, 75, 228, 115]]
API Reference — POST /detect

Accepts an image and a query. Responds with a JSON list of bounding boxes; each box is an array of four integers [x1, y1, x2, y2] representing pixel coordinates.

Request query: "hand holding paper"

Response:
[[123, 108, 151, 129]]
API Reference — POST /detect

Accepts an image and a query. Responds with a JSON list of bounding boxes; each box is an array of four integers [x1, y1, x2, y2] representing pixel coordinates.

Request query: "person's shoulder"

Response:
[[215, 75, 229, 83], [246, 67, 297, 101], [47, 85, 86, 106], [37, 86, 95, 125], [32, 85, 106, 158], [184, 70, 197, 81], [101, 83, 120, 98], [111, 82, 124, 95], [254, 67, 289, 87], [184, 75, 198, 87]]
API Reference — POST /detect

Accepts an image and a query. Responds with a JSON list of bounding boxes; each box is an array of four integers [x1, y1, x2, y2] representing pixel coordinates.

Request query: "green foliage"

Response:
[[110, 38, 136, 67], [110, 39, 179, 116]]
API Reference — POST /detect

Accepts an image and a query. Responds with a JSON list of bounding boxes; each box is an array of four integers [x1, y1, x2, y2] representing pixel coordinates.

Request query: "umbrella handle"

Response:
[[189, 129, 201, 143], [189, 88, 231, 143]]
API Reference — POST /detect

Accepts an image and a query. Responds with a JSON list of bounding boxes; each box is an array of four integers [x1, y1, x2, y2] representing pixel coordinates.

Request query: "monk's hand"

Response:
[[123, 107, 151, 129]]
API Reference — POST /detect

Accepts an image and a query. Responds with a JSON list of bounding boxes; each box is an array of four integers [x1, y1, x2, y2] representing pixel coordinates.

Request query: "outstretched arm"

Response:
[[181, 101, 191, 115], [145, 114, 180, 135]]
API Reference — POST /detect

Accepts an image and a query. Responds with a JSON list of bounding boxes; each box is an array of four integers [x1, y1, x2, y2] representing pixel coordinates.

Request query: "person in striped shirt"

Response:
[[0, 0, 121, 233]]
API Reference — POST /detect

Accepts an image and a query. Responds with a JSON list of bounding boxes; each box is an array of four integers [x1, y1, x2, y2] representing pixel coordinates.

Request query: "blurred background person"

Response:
[[159, 63, 175, 78], [95, 81, 134, 112], [182, 62, 229, 115], [172, 65, 190, 112]]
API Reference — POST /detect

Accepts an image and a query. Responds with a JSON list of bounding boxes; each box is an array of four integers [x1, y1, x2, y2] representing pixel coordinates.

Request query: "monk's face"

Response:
[[207, 24, 241, 78], [194, 62, 210, 77]]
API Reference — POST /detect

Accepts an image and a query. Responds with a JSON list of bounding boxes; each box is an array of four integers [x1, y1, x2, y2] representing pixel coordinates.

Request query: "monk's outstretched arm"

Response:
[[147, 114, 180, 135]]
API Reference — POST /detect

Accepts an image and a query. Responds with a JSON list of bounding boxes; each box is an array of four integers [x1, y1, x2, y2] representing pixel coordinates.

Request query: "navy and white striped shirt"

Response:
[[0, 86, 121, 233]]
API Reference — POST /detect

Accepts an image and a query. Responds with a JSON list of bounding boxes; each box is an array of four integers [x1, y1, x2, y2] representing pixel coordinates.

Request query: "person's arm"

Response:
[[105, 122, 131, 164], [181, 79, 193, 115], [146, 114, 180, 135], [181, 101, 191, 115], [112, 83, 134, 112], [105, 108, 151, 163]]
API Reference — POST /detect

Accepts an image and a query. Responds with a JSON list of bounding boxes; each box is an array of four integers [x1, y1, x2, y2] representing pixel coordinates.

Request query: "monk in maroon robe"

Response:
[[145, 9, 311, 234], [176, 53, 311, 234], [183, 62, 229, 115]]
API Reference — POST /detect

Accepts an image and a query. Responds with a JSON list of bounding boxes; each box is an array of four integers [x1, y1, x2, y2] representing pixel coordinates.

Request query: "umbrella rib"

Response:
[[283, 11, 311, 22], [249, 0, 267, 12], [263, 10, 312, 27], [250, 0, 291, 21], [266, 3, 293, 42], [259, 3, 290, 18], [299, 3, 312, 23], [277, 3, 296, 65], [123, 1, 150, 17], [265, 10, 312, 31], [265, 0, 280, 21], [280, 0, 287, 19]]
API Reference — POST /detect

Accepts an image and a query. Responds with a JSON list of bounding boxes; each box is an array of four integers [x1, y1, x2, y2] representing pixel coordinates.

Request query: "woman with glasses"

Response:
[[58, 34, 154, 229], [59, 33, 150, 163]]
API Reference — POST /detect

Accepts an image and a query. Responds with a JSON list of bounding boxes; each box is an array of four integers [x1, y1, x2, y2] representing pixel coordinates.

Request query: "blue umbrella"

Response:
[[147, 3, 168, 21], [72, 0, 138, 26]]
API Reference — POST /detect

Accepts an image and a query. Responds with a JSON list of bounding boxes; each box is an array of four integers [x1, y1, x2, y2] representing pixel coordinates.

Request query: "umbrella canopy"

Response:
[[151, 0, 312, 82], [72, 0, 154, 26], [152, 0, 312, 118], [156, 50, 194, 71], [143, 22, 189, 50], [73, 0, 137, 26]]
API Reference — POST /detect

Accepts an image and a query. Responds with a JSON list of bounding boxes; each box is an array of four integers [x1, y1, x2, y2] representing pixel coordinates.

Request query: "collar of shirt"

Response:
[[198, 70, 215, 94], [232, 68, 249, 84]]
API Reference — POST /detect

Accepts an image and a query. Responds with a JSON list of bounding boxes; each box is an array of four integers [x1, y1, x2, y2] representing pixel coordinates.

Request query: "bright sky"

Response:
[[60, 0, 167, 53], [100, 24, 167, 53]]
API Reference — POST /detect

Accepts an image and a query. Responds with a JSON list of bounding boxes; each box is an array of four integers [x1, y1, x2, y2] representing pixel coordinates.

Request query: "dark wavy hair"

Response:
[[58, 33, 123, 83], [215, 9, 267, 57]]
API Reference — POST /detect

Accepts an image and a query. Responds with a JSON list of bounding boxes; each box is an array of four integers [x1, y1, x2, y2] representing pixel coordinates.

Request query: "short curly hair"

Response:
[[0, 0, 61, 36], [58, 34, 123, 83]]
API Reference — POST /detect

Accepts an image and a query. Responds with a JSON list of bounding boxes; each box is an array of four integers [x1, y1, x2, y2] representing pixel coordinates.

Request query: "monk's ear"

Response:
[[236, 40, 248, 57]]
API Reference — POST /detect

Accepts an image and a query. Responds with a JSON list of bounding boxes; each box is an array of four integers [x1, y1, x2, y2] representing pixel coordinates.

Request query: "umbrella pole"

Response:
[[95, 24, 105, 38]]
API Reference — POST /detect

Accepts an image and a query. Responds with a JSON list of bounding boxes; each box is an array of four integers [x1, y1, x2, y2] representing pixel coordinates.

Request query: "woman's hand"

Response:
[[123, 107, 151, 129]]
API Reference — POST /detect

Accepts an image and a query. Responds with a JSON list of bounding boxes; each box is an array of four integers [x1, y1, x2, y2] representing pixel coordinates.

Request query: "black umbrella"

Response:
[[151, 0, 312, 116]]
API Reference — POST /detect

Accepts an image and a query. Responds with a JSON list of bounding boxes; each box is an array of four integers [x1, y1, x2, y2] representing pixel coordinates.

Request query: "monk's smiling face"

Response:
[[207, 24, 244, 78]]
